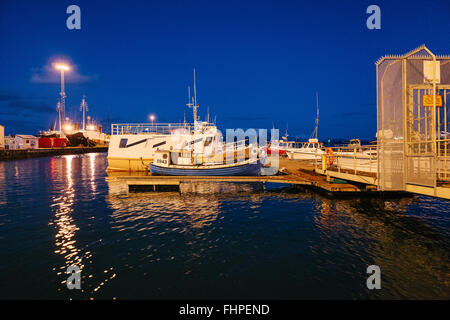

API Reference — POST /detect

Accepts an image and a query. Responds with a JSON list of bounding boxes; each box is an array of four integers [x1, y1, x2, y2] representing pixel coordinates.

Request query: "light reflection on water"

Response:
[[0, 153, 448, 299]]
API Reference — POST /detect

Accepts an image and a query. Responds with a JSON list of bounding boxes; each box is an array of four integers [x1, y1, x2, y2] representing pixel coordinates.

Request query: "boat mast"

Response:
[[187, 69, 199, 129], [80, 94, 88, 130], [310, 92, 319, 140], [57, 101, 62, 133]]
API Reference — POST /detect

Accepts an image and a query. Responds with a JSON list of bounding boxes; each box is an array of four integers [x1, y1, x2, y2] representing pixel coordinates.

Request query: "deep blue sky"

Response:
[[1, 0, 449, 139]]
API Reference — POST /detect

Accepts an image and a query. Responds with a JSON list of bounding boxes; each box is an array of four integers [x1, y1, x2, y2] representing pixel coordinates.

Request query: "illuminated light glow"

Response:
[[150, 115, 155, 121], [87, 125, 95, 131], [55, 63, 70, 71], [64, 124, 73, 131]]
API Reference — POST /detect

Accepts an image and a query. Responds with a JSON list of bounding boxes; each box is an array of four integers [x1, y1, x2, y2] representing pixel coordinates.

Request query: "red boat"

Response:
[[262, 146, 286, 155]]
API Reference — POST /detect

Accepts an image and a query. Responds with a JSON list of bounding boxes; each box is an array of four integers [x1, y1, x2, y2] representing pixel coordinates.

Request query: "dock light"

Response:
[[87, 125, 95, 131], [64, 124, 73, 131]]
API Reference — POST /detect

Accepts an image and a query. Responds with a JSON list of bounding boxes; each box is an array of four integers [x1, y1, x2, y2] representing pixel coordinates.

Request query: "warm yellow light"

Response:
[[55, 64, 70, 71], [150, 115, 155, 121], [87, 125, 95, 131], [64, 124, 72, 131]]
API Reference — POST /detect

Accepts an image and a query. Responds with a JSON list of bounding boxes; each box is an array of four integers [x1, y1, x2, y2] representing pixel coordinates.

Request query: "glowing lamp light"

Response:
[[87, 125, 95, 131], [150, 115, 155, 121], [55, 64, 70, 71], [64, 124, 73, 131]]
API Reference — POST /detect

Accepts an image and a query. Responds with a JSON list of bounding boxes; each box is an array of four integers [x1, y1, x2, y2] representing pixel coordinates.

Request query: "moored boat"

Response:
[[279, 93, 324, 161], [281, 138, 324, 160], [107, 71, 225, 172], [149, 150, 262, 176], [150, 159, 263, 176]]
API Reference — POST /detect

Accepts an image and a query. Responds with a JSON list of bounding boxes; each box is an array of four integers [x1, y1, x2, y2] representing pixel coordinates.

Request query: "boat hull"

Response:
[[150, 160, 262, 176], [286, 150, 324, 161]]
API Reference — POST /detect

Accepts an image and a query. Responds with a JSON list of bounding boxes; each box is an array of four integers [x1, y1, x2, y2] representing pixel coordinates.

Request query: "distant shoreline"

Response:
[[0, 147, 108, 161]]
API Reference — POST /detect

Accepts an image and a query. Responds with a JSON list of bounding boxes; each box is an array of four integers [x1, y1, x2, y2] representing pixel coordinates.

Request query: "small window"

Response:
[[119, 138, 128, 148], [26, 140, 29, 143], [204, 137, 213, 147]]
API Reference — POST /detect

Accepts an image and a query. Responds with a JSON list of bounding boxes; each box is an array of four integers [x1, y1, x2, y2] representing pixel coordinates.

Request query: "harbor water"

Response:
[[0, 153, 449, 299]]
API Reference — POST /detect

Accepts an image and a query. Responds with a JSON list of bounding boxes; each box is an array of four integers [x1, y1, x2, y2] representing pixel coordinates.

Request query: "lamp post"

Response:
[[55, 63, 70, 133], [150, 115, 155, 132]]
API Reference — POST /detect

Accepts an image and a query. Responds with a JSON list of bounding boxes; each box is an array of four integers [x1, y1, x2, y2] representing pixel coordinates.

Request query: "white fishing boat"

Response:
[[279, 93, 324, 161], [331, 139, 377, 174], [281, 138, 325, 161], [107, 70, 244, 172]]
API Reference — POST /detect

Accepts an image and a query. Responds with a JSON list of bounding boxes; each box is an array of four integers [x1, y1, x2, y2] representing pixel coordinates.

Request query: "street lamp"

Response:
[[54, 63, 70, 133], [150, 115, 155, 131]]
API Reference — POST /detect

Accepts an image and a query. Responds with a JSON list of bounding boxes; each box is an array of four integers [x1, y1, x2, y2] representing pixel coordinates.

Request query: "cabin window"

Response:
[[26, 140, 29, 143], [119, 138, 128, 148], [204, 137, 213, 147]]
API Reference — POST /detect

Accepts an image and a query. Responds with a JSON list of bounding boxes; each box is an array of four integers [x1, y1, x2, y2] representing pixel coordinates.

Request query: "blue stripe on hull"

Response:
[[150, 161, 262, 176]]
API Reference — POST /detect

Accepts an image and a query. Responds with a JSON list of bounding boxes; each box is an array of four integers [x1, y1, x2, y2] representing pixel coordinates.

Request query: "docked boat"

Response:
[[281, 138, 325, 160], [107, 71, 243, 171], [40, 96, 109, 147], [149, 150, 262, 176], [331, 139, 377, 174], [279, 93, 325, 161]]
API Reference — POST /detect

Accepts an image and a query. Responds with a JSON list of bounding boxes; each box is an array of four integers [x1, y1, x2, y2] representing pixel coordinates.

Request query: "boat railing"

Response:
[[224, 139, 247, 152], [315, 144, 378, 175], [111, 123, 217, 135]]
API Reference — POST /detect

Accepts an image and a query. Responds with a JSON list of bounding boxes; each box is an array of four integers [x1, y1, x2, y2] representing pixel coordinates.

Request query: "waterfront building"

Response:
[[4, 135, 39, 150]]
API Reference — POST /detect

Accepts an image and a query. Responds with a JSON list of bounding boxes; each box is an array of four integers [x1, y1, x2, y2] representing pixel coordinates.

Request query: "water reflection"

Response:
[[0, 153, 448, 299], [48, 154, 112, 297], [103, 176, 450, 298], [49, 155, 84, 291], [89, 153, 97, 193], [310, 195, 450, 299]]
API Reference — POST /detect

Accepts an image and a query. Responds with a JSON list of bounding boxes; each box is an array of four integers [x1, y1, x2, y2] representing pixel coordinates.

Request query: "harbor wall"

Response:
[[0, 147, 108, 161]]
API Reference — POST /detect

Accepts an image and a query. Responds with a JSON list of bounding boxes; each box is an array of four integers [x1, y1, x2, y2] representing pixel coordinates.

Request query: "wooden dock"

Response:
[[106, 159, 384, 196]]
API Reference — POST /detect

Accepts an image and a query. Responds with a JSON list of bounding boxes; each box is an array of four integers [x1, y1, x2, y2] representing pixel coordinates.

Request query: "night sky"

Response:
[[1, 0, 449, 139]]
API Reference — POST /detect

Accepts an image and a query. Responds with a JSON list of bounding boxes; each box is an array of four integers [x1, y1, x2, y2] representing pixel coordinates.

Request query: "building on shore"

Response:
[[0, 125, 4, 149], [4, 135, 39, 150]]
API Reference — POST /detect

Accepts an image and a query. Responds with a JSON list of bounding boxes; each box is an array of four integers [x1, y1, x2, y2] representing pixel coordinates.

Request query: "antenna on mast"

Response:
[[57, 100, 62, 133], [284, 123, 289, 141], [193, 68, 197, 107], [186, 69, 199, 127], [80, 94, 88, 130], [310, 92, 319, 140]]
